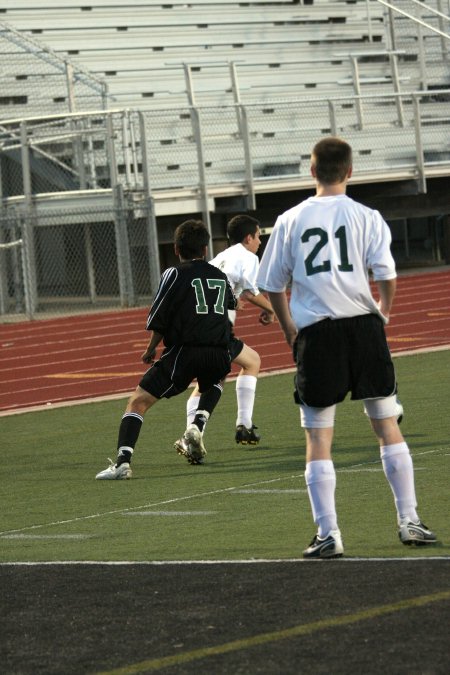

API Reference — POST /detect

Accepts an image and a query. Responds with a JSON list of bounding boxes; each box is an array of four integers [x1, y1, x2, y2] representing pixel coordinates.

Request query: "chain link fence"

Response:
[[0, 200, 157, 320]]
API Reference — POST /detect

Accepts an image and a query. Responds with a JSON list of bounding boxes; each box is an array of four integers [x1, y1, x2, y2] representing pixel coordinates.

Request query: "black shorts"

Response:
[[226, 321, 244, 361], [139, 344, 231, 399], [293, 314, 397, 408]]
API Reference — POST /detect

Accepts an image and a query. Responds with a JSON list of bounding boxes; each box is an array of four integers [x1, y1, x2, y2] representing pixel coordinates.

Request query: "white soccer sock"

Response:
[[304, 460, 338, 538], [236, 374, 257, 428], [380, 442, 419, 523], [187, 395, 200, 426]]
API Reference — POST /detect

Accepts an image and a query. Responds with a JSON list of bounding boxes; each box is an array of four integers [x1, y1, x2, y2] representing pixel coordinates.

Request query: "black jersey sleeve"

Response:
[[146, 267, 178, 334]]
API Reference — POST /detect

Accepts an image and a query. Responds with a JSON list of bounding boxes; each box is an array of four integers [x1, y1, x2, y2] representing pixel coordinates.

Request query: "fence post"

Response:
[[138, 111, 161, 300], [113, 183, 134, 307], [412, 94, 427, 194], [20, 121, 37, 318]]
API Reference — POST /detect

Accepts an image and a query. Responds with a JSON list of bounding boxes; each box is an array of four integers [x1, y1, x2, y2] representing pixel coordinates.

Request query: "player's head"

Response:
[[227, 215, 261, 251], [174, 219, 210, 260], [311, 136, 352, 186]]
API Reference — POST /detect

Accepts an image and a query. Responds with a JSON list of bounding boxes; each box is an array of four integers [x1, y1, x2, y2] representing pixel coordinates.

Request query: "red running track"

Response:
[[1, 269, 449, 413]]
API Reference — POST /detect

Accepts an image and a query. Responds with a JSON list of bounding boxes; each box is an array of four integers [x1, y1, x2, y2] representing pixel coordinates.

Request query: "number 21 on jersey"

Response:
[[302, 225, 353, 276]]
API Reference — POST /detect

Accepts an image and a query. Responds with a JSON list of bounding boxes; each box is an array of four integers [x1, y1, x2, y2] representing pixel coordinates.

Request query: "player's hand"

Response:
[[259, 309, 275, 325], [142, 347, 156, 364], [377, 301, 390, 324]]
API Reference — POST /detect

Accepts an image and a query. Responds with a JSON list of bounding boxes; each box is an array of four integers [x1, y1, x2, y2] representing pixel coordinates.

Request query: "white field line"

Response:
[[0, 448, 445, 538], [0, 557, 449, 566]]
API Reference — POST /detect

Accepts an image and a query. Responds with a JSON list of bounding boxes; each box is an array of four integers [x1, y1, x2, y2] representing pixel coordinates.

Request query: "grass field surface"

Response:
[[1, 350, 449, 563]]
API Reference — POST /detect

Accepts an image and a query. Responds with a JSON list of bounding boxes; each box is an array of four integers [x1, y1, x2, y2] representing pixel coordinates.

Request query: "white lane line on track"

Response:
[[0, 447, 445, 537]]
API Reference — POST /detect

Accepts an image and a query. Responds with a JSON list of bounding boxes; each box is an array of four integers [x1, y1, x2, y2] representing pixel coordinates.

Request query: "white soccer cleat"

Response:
[[398, 519, 437, 546], [303, 529, 344, 559], [184, 424, 207, 464], [95, 458, 132, 480]]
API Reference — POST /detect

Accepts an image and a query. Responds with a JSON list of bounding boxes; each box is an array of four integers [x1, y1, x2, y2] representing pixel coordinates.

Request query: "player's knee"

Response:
[[300, 404, 336, 428], [364, 395, 398, 419]]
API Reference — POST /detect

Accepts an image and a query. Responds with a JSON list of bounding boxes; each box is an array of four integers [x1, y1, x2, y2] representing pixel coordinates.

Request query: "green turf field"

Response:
[[1, 350, 449, 562]]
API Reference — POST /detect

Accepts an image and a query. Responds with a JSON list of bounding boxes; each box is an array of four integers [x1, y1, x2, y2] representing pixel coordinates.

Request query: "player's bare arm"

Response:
[[240, 289, 275, 325], [267, 291, 297, 346], [376, 278, 397, 321], [142, 331, 163, 364]]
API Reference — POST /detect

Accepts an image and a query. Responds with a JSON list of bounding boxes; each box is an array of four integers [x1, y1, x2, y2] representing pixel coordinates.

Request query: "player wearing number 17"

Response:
[[256, 136, 437, 556], [95, 219, 237, 478]]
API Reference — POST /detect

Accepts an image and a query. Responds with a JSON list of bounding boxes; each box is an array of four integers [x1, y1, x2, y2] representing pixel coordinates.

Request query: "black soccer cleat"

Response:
[[235, 424, 260, 445]]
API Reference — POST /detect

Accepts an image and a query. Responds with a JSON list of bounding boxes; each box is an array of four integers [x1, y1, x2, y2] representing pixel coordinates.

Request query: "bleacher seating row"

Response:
[[1, 0, 449, 207]]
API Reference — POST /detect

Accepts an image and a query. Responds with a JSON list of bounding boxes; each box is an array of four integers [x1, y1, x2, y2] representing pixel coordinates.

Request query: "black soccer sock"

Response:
[[194, 383, 223, 432], [116, 412, 144, 464]]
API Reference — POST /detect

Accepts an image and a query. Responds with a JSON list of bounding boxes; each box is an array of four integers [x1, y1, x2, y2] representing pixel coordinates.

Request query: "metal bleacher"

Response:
[[1, 0, 449, 318], [1, 0, 450, 210]]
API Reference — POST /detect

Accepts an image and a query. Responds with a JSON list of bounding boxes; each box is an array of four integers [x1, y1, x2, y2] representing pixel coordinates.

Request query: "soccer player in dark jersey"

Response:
[[96, 219, 237, 479]]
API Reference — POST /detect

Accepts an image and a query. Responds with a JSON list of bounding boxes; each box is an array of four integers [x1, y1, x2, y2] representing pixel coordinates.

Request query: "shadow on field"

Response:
[[2, 560, 449, 674]]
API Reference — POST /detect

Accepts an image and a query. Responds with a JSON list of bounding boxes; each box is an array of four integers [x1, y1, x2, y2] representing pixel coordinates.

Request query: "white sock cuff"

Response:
[[305, 459, 335, 485], [380, 442, 409, 460], [195, 409, 210, 420], [118, 446, 134, 455], [236, 375, 257, 391]]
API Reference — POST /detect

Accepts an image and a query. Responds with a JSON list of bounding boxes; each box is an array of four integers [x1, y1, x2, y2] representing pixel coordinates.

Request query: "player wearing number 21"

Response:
[[256, 136, 437, 557], [95, 219, 237, 479]]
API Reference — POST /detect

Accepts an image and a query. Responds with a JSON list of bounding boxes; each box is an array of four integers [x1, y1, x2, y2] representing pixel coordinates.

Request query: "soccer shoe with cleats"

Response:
[[175, 424, 207, 465], [398, 520, 437, 546], [235, 424, 260, 445], [303, 530, 344, 559], [95, 458, 132, 480], [174, 435, 203, 465]]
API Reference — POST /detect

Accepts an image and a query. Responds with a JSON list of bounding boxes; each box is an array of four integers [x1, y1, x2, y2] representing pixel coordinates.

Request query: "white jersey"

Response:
[[256, 194, 396, 330], [211, 243, 260, 324]]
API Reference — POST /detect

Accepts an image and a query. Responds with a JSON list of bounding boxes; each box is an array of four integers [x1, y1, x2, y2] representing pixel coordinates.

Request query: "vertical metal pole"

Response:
[[389, 53, 404, 127], [350, 56, 364, 129], [365, 0, 373, 43], [83, 223, 97, 304], [106, 112, 119, 189], [417, 23, 428, 90], [328, 100, 337, 136], [437, 0, 449, 60], [122, 111, 133, 188], [138, 111, 161, 299], [20, 121, 37, 318], [412, 94, 427, 194], [66, 63, 87, 189], [387, 7, 396, 51], [183, 63, 213, 257], [113, 183, 134, 307], [229, 62, 256, 210], [65, 62, 76, 113]]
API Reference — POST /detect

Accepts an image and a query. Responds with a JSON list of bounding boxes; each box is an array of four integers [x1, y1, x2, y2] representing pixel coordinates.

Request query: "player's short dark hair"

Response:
[[311, 136, 352, 185], [227, 214, 260, 245], [174, 219, 210, 259]]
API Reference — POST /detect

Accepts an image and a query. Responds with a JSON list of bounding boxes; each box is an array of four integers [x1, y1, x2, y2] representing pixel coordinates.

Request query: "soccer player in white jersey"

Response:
[[176, 214, 274, 449], [257, 136, 437, 557]]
